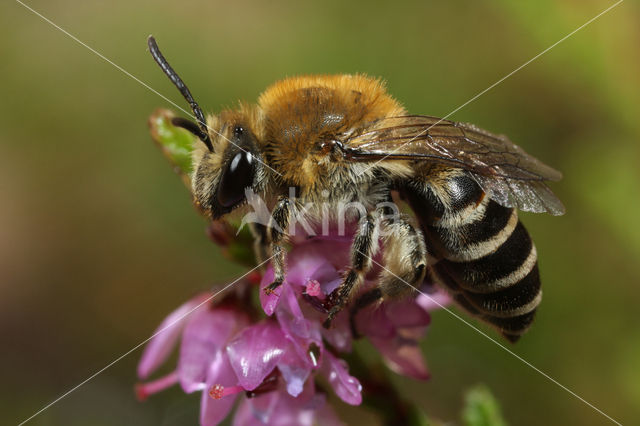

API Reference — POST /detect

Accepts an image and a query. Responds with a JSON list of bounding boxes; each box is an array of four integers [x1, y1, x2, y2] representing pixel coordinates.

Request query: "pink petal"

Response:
[[354, 303, 395, 339], [226, 321, 288, 390], [286, 237, 352, 280], [315, 401, 345, 426], [179, 307, 246, 393], [370, 335, 430, 380], [416, 288, 451, 312], [234, 381, 328, 426], [231, 399, 257, 426], [321, 352, 362, 406], [286, 244, 343, 285], [278, 364, 310, 399], [269, 394, 326, 426], [259, 236, 348, 317], [276, 285, 324, 367], [289, 258, 339, 289], [320, 311, 352, 353], [137, 292, 211, 379], [278, 285, 310, 340], [233, 392, 281, 426], [321, 277, 342, 296], [135, 370, 179, 401], [385, 298, 431, 328], [200, 351, 240, 426], [278, 349, 312, 397]]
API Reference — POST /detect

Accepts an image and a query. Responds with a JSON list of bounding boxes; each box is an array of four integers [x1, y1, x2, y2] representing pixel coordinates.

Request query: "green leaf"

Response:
[[149, 109, 257, 267], [462, 384, 507, 426], [148, 108, 195, 181]]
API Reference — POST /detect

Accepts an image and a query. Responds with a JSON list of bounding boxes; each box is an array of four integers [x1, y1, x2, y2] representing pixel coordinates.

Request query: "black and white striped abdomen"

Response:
[[400, 169, 542, 342]]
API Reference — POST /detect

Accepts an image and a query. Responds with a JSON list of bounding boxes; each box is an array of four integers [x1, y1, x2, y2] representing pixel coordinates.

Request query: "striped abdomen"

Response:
[[400, 169, 542, 342]]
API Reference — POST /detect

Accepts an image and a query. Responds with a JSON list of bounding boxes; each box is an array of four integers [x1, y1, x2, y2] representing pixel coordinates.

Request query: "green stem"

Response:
[[342, 348, 432, 426]]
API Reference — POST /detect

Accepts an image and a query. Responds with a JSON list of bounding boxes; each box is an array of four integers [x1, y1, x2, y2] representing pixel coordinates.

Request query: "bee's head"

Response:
[[148, 36, 263, 219], [191, 115, 264, 218]]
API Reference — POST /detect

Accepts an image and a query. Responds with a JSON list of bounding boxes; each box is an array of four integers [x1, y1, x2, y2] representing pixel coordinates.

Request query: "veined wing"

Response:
[[344, 115, 565, 215]]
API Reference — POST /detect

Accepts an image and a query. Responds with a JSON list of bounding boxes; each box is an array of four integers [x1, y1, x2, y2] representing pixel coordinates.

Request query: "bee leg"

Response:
[[349, 215, 427, 337], [323, 212, 378, 328], [264, 197, 292, 294], [249, 222, 269, 266], [377, 215, 427, 299]]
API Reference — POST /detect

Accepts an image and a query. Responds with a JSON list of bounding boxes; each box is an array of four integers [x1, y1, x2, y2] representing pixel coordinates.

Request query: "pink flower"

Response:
[[136, 236, 449, 425], [260, 237, 447, 380]]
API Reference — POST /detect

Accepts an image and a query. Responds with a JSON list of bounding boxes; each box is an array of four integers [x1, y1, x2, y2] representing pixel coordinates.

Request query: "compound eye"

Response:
[[217, 150, 255, 208]]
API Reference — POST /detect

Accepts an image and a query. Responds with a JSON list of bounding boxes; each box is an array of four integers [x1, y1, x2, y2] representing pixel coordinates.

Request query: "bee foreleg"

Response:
[[264, 197, 293, 294], [349, 215, 427, 337], [323, 212, 379, 328]]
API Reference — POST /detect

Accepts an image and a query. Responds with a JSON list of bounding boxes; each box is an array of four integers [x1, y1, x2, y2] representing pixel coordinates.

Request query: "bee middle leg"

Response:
[[264, 197, 293, 294], [323, 212, 379, 328], [349, 215, 427, 336]]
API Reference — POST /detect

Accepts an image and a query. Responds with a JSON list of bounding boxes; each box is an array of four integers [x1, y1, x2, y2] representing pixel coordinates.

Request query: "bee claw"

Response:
[[322, 307, 340, 329], [322, 317, 333, 329], [264, 280, 283, 295]]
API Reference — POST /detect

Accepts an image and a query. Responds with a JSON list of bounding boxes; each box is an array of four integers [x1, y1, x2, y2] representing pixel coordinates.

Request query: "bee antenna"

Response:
[[171, 117, 204, 138], [147, 36, 213, 152]]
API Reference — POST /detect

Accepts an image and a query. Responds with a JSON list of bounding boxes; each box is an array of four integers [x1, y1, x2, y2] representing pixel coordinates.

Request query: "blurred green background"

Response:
[[1, 0, 639, 425]]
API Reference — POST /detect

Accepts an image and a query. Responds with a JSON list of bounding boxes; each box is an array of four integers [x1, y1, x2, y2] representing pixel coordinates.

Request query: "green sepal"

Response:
[[149, 109, 257, 268], [149, 108, 195, 183]]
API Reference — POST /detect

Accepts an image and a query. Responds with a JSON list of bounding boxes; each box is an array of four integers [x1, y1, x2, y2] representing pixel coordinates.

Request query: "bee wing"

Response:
[[345, 115, 565, 215]]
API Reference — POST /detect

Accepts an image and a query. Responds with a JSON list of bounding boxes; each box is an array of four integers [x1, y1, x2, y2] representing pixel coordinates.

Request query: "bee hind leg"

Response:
[[378, 215, 427, 298], [349, 215, 427, 337], [323, 212, 379, 328], [264, 197, 293, 294]]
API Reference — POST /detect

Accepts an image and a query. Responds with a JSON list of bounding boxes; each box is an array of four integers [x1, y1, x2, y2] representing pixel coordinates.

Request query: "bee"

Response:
[[148, 36, 564, 342]]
